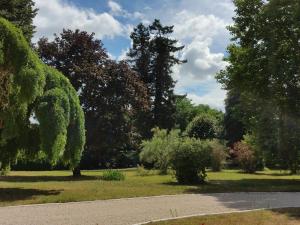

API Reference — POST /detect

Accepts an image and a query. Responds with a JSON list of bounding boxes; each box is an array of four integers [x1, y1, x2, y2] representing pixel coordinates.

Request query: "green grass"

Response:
[[1, 169, 300, 206], [148, 208, 300, 225]]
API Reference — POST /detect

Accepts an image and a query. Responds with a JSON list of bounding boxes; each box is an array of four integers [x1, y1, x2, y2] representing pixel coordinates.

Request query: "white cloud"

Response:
[[186, 82, 226, 111], [168, 10, 231, 109], [33, 0, 124, 42], [177, 38, 228, 83], [173, 11, 227, 42], [108, 0, 122, 14], [117, 48, 129, 61]]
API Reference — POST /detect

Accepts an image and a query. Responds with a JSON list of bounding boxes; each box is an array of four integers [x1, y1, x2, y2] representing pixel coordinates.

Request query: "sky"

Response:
[[32, 0, 235, 111]]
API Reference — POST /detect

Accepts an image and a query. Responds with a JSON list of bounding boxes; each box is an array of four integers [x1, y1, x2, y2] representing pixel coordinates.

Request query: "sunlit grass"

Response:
[[148, 208, 300, 225], [0, 169, 300, 206]]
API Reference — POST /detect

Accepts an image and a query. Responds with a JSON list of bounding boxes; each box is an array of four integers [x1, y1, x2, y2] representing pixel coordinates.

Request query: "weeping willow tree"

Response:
[[0, 18, 85, 175]]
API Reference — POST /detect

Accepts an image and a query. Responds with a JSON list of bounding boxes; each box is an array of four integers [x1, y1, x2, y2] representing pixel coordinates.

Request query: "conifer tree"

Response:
[[0, 0, 37, 42]]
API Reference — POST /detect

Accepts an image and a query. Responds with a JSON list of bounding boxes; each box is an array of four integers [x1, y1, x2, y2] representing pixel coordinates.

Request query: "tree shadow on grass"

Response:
[[163, 179, 300, 193], [0, 188, 61, 202], [271, 208, 300, 220], [0, 175, 99, 183]]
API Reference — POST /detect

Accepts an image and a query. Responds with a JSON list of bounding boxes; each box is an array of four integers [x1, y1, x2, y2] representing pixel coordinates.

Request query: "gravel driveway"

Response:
[[1, 192, 300, 225]]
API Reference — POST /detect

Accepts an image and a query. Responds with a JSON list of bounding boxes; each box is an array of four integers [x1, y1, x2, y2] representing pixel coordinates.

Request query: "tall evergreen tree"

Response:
[[128, 19, 186, 134], [128, 23, 152, 138], [0, 0, 37, 42]]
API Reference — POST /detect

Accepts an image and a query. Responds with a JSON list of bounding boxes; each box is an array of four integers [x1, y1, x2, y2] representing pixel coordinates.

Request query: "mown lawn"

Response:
[[148, 208, 300, 225], [1, 169, 300, 206]]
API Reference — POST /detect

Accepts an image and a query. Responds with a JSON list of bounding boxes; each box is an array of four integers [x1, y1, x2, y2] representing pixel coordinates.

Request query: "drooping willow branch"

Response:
[[0, 18, 85, 169]]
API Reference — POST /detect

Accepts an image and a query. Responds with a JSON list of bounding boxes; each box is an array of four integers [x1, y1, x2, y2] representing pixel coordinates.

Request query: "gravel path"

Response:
[[1, 192, 300, 225]]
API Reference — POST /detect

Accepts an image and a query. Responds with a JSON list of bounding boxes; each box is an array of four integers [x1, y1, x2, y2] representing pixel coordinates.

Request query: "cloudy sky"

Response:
[[33, 0, 235, 111]]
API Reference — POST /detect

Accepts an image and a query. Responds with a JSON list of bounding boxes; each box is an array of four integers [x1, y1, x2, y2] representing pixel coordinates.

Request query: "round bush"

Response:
[[186, 114, 217, 140], [170, 138, 211, 184]]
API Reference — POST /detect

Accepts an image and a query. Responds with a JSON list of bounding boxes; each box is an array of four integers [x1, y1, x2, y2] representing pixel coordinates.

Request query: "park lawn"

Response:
[[148, 208, 300, 225], [1, 169, 300, 206]]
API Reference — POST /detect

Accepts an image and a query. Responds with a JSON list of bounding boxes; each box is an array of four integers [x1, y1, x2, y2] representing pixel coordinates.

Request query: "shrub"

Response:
[[170, 138, 211, 184], [185, 114, 218, 140], [101, 170, 125, 181], [210, 140, 227, 172], [232, 134, 264, 173], [233, 142, 256, 173], [140, 128, 180, 174], [136, 165, 156, 176], [0, 162, 10, 176]]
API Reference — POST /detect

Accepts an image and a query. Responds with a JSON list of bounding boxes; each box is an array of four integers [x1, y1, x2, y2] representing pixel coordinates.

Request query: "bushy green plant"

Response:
[[140, 128, 180, 174], [101, 170, 125, 181], [136, 165, 156, 176], [209, 140, 227, 172], [170, 138, 211, 184], [185, 113, 218, 140], [0, 162, 9, 176]]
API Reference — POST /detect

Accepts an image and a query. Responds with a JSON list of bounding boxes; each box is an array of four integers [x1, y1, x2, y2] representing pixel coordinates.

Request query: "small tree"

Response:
[[170, 138, 211, 184], [232, 134, 264, 173], [140, 128, 180, 174], [210, 140, 227, 172], [186, 114, 218, 140]]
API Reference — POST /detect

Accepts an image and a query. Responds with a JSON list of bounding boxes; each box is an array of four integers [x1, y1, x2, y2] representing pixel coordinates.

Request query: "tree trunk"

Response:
[[72, 167, 81, 177]]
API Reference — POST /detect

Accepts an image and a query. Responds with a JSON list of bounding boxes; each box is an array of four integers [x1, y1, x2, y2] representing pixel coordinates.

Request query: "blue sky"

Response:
[[33, 0, 235, 110]]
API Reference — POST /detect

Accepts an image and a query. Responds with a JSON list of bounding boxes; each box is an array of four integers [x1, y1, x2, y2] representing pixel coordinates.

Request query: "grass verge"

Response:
[[1, 169, 300, 206], [148, 208, 300, 225]]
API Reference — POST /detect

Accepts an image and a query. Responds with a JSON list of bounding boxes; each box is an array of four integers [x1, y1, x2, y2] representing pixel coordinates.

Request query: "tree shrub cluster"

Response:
[[218, 0, 300, 174], [140, 128, 227, 184]]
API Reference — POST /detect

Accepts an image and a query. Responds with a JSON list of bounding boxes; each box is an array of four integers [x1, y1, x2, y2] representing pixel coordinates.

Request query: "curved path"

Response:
[[1, 192, 300, 225]]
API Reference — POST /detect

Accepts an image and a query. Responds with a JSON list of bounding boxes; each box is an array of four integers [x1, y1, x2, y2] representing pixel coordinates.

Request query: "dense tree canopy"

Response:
[[175, 95, 223, 132], [217, 0, 300, 173], [0, 18, 85, 172], [0, 0, 37, 42], [38, 29, 148, 168]]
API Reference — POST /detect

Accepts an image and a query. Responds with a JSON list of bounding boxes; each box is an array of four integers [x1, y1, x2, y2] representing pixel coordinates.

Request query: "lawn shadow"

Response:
[[167, 178, 300, 211], [271, 208, 300, 220], [0, 188, 61, 202], [0, 175, 99, 183], [163, 178, 300, 193]]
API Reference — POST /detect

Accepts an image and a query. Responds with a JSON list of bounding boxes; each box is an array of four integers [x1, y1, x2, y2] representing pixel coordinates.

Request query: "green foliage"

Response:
[[223, 90, 246, 147], [232, 134, 263, 173], [0, 0, 37, 42], [174, 95, 224, 132], [170, 138, 211, 184], [101, 169, 125, 181], [217, 0, 300, 173], [38, 30, 147, 169], [136, 165, 156, 176], [140, 128, 180, 174], [185, 113, 218, 140], [209, 140, 227, 172], [0, 18, 85, 170], [128, 20, 186, 132]]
